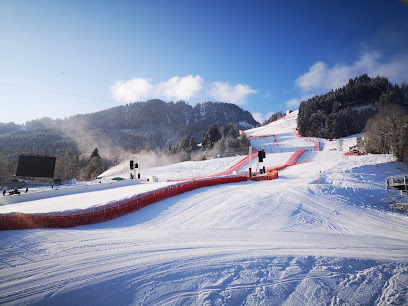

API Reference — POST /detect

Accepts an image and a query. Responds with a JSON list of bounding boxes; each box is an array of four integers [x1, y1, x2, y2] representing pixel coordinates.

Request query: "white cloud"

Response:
[[252, 111, 274, 123], [111, 75, 257, 105], [285, 94, 315, 110], [368, 53, 408, 82], [111, 75, 203, 103], [111, 77, 153, 102], [296, 62, 327, 92], [156, 75, 204, 101], [207, 81, 257, 105], [286, 98, 301, 109], [296, 51, 408, 93]]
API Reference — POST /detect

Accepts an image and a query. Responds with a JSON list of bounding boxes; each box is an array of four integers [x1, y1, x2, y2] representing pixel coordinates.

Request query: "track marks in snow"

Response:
[[125, 257, 407, 305], [2, 111, 408, 304], [376, 266, 408, 304]]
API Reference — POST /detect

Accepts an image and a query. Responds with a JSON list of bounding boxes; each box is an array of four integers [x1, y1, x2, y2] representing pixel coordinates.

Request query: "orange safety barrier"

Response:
[[343, 152, 365, 156], [0, 175, 247, 230], [168, 152, 259, 182], [265, 149, 308, 172], [251, 170, 278, 181]]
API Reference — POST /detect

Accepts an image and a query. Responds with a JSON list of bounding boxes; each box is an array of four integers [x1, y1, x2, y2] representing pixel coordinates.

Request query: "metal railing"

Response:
[[386, 174, 408, 211]]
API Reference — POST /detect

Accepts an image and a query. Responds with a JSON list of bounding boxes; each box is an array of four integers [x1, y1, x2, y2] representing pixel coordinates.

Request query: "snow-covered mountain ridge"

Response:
[[0, 100, 258, 156]]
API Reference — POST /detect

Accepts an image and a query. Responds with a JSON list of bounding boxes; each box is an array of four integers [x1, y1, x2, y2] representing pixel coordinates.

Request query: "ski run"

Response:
[[1, 110, 408, 305]]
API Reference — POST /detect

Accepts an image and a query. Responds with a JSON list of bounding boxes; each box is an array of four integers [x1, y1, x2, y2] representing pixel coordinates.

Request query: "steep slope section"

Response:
[[244, 110, 319, 153]]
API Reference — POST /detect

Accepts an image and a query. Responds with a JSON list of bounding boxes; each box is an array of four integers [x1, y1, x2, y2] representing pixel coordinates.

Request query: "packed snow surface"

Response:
[[1, 111, 408, 305]]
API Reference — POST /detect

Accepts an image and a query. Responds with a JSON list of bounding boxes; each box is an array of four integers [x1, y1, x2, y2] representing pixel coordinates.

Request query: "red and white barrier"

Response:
[[0, 175, 247, 230]]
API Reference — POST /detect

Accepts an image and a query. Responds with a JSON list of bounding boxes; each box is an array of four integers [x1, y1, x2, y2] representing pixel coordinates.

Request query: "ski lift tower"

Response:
[[386, 174, 408, 211]]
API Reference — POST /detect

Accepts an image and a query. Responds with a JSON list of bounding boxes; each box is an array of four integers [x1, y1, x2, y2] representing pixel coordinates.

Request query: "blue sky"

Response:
[[1, 0, 408, 124]]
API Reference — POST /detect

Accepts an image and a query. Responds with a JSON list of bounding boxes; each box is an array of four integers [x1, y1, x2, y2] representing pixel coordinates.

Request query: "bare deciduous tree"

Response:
[[364, 104, 408, 162]]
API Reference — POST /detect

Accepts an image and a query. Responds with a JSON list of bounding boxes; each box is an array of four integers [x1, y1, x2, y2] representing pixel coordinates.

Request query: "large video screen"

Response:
[[16, 155, 56, 178]]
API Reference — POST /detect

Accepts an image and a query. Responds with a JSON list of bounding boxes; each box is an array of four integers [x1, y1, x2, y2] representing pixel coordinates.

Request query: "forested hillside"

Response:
[[297, 74, 408, 138], [0, 100, 256, 153], [263, 111, 285, 125], [0, 100, 258, 180]]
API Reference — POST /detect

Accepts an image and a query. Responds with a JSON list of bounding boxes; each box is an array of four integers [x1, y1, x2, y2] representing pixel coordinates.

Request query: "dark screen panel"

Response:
[[16, 155, 56, 178]]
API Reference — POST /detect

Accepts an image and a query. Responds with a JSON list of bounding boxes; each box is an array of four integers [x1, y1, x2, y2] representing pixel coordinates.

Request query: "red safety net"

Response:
[[251, 170, 278, 181], [168, 152, 259, 182], [0, 175, 247, 230], [265, 149, 308, 172], [343, 152, 365, 156], [293, 129, 319, 151]]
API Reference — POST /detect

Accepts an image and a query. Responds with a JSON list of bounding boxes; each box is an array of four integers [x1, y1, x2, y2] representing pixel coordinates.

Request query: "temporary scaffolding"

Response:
[[386, 174, 408, 211]]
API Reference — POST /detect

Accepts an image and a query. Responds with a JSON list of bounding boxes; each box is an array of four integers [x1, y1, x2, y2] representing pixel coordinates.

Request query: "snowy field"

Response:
[[1, 111, 408, 305]]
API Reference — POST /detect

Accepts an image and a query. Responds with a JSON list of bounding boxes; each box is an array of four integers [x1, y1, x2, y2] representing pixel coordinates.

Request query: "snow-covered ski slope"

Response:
[[244, 110, 318, 153], [0, 157, 246, 214], [1, 110, 408, 305]]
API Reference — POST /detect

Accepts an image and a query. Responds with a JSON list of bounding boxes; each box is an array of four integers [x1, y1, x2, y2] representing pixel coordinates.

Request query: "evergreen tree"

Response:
[[80, 148, 103, 180], [297, 74, 407, 138], [263, 111, 284, 125], [90, 148, 100, 159], [202, 123, 222, 149]]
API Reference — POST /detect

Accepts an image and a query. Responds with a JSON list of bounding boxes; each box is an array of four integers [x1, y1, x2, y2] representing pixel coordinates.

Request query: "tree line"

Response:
[[297, 74, 408, 139], [296, 74, 408, 164], [166, 122, 250, 160], [364, 105, 408, 163], [0, 100, 259, 181]]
